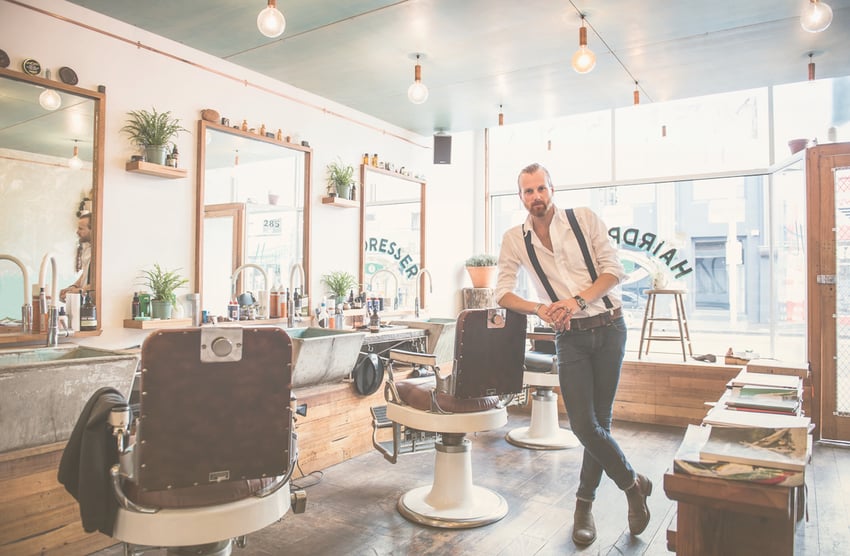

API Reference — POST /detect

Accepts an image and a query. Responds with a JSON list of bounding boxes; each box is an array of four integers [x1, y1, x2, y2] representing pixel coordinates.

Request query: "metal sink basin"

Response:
[[0, 345, 139, 453], [389, 317, 457, 365], [286, 327, 367, 388]]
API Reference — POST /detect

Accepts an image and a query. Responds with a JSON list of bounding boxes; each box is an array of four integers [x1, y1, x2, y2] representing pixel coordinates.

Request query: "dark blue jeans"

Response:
[[556, 316, 635, 501]]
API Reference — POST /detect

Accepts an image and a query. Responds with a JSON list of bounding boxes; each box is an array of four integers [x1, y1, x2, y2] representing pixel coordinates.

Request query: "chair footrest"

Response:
[[645, 336, 688, 341], [371, 405, 393, 429]]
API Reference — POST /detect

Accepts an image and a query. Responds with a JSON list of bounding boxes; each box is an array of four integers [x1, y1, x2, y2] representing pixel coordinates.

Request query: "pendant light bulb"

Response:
[[69, 141, 83, 169], [801, 0, 833, 33], [633, 81, 640, 105], [407, 55, 429, 104], [38, 69, 61, 111], [571, 17, 596, 74], [257, 0, 286, 38], [498, 105, 504, 126]]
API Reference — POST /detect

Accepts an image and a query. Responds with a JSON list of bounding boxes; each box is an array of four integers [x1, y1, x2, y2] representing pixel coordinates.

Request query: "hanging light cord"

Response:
[[567, 0, 653, 103]]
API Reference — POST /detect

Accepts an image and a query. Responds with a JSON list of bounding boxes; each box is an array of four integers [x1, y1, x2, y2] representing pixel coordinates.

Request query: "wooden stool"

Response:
[[638, 289, 693, 361]]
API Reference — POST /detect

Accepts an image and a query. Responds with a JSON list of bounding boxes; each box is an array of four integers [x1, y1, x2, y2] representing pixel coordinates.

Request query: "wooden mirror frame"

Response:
[[358, 164, 426, 308], [194, 120, 312, 312], [0, 67, 105, 344]]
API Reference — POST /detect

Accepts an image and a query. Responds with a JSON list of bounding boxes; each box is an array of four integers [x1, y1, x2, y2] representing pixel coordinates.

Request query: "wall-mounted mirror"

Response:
[[359, 165, 426, 310], [196, 120, 311, 316], [0, 67, 104, 342]]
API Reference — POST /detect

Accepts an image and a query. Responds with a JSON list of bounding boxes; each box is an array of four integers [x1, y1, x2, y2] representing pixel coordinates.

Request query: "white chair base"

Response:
[[112, 484, 291, 551], [397, 438, 508, 528], [506, 371, 580, 450]]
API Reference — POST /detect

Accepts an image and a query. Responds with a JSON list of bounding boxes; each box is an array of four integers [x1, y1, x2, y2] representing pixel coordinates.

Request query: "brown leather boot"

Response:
[[625, 473, 653, 535], [572, 499, 596, 545]]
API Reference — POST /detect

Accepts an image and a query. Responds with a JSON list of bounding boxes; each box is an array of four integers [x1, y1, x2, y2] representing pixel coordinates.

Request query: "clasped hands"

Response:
[[538, 300, 577, 332]]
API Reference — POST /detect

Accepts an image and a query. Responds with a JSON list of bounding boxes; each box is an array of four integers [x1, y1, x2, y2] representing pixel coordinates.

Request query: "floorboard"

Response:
[[90, 413, 850, 556]]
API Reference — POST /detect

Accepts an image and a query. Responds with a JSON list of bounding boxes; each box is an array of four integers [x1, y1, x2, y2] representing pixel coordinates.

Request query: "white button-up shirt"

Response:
[[495, 205, 625, 316]]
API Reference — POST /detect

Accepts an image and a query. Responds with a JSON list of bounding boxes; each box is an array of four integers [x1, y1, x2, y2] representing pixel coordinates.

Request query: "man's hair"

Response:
[[517, 163, 553, 190]]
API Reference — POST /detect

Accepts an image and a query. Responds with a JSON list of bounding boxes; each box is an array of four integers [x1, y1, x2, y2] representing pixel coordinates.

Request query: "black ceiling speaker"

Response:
[[433, 134, 452, 165]]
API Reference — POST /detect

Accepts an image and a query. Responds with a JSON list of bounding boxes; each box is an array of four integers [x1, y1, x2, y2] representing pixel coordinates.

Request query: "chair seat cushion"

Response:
[[525, 351, 557, 373], [124, 477, 278, 509], [395, 378, 499, 413]]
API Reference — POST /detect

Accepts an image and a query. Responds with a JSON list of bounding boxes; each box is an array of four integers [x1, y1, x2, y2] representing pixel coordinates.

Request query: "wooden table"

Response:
[[664, 470, 802, 555]]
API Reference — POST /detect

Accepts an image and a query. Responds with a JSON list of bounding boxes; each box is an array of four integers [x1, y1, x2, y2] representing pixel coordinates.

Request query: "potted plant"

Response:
[[321, 270, 358, 306], [121, 108, 187, 166], [326, 158, 355, 200], [465, 253, 498, 288], [139, 263, 189, 319]]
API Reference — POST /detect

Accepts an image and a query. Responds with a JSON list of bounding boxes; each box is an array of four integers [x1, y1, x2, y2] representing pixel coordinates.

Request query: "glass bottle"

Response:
[[371, 153, 378, 167], [318, 302, 330, 328], [80, 292, 98, 331], [362, 153, 369, 165], [171, 144, 179, 167], [131, 292, 140, 318]]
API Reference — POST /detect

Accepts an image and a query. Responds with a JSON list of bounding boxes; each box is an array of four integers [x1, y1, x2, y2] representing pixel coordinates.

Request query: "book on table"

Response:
[[703, 404, 811, 428], [730, 384, 802, 400], [699, 425, 808, 472], [724, 396, 801, 414], [673, 424, 804, 486], [729, 370, 801, 390]]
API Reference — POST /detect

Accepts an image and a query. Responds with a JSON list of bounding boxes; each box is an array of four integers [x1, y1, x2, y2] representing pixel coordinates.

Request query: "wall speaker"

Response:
[[433, 135, 452, 165]]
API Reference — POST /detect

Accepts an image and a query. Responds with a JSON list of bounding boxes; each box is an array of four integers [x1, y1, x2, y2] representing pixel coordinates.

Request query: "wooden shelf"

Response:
[[125, 160, 188, 179], [123, 318, 192, 329], [362, 164, 425, 184], [321, 196, 359, 208]]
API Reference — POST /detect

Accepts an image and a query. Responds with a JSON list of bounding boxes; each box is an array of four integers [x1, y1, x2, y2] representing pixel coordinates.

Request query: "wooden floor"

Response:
[[92, 413, 850, 556]]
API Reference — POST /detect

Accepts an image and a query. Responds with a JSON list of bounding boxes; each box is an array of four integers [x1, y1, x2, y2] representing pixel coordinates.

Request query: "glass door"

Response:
[[807, 143, 850, 442]]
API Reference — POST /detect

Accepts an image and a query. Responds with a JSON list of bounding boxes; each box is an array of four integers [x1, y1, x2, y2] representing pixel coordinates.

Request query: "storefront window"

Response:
[[491, 171, 806, 360]]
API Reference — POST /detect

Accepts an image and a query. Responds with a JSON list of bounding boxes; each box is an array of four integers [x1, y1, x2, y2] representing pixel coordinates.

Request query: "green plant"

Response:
[[326, 158, 355, 194], [121, 108, 187, 147], [139, 264, 189, 306], [465, 253, 498, 267], [321, 270, 358, 298]]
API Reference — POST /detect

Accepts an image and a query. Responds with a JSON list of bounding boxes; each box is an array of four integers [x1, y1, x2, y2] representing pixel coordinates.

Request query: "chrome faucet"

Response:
[[288, 263, 306, 327], [414, 268, 433, 318], [39, 253, 60, 346], [0, 254, 32, 333], [231, 263, 269, 319], [369, 269, 399, 310]]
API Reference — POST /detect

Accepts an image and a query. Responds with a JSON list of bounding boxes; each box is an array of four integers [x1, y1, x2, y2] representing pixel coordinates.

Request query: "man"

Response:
[[495, 163, 651, 546], [60, 214, 92, 302]]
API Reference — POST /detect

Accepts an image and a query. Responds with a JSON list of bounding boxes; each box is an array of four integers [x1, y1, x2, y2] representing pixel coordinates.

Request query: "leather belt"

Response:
[[568, 307, 623, 332]]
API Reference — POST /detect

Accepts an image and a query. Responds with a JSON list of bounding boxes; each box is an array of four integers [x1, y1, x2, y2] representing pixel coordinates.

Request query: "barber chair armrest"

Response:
[[388, 349, 437, 367], [110, 464, 158, 514], [527, 332, 556, 342]]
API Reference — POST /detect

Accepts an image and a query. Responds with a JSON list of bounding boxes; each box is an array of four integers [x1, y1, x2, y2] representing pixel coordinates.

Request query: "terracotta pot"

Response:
[[466, 265, 498, 288]]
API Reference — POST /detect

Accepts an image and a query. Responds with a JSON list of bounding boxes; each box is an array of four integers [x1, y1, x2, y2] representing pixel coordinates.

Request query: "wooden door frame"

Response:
[[806, 142, 850, 441], [203, 203, 245, 303]]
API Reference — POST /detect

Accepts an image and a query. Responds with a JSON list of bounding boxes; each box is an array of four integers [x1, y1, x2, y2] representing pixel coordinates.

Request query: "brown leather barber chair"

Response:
[[505, 329, 580, 450], [108, 327, 305, 555], [370, 308, 526, 528]]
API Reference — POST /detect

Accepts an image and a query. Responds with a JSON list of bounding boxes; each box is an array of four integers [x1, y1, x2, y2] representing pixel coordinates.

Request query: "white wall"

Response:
[[1, 0, 477, 348]]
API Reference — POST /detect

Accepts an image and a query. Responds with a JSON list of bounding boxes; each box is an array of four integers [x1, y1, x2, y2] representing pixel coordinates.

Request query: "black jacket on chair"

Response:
[[57, 386, 128, 535]]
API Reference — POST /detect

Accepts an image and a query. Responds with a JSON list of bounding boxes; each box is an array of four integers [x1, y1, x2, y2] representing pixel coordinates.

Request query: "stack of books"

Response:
[[703, 369, 810, 428], [674, 424, 809, 486]]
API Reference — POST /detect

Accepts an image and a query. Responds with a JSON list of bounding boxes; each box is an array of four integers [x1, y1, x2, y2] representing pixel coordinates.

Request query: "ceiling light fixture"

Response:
[[633, 81, 640, 105], [38, 69, 61, 111], [800, 0, 833, 33], [571, 15, 596, 74], [257, 0, 286, 38], [407, 54, 429, 104], [808, 53, 816, 80], [68, 140, 83, 169], [498, 104, 504, 126]]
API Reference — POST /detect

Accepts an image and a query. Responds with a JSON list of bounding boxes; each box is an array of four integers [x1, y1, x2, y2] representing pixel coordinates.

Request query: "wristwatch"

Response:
[[573, 295, 588, 311]]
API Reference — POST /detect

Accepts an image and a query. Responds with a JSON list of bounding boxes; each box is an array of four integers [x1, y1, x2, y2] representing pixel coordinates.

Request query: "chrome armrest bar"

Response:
[[109, 464, 158, 514]]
